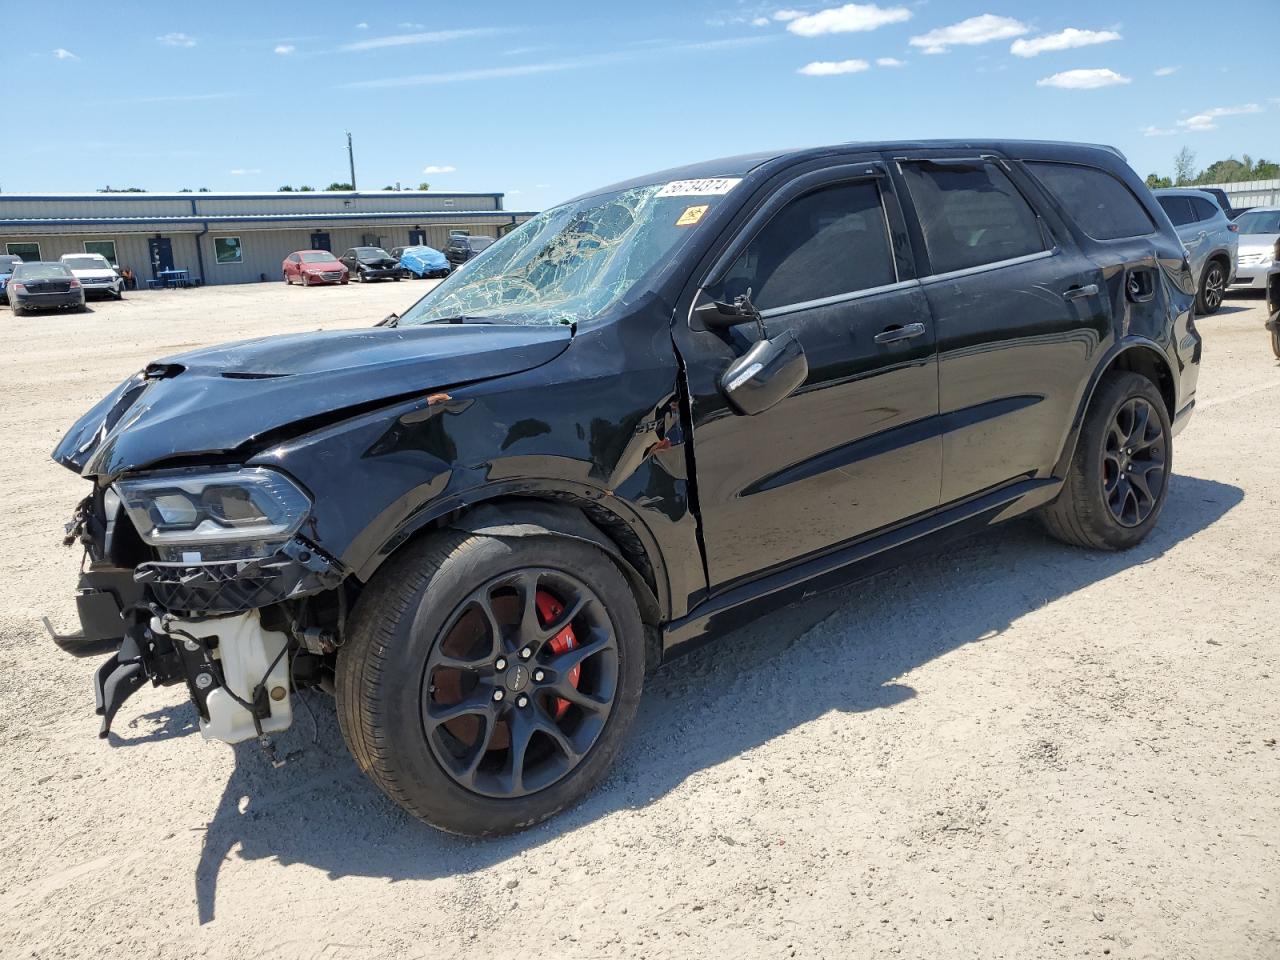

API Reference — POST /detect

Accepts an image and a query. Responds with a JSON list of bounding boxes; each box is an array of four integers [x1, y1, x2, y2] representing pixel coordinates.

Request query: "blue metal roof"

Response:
[[0, 210, 539, 230]]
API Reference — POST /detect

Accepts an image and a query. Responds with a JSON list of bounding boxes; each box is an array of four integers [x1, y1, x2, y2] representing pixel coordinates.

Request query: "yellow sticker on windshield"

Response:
[[676, 204, 709, 227]]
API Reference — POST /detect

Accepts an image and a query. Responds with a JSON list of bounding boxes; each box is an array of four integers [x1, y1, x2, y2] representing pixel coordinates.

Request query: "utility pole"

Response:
[[346, 131, 357, 191]]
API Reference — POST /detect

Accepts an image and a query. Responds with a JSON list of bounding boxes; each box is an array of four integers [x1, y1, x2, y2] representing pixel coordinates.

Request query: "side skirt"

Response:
[[661, 477, 1059, 662]]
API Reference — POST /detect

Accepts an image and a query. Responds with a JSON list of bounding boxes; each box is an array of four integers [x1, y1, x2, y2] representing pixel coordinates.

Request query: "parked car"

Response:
[[1227, 207, 1280, 294], [1194, 186, 1235, 218], [444, 234, 495, 267], [50, 139, 1199, 837], [392, 245, 451, 279], [60, 253, 125, 300], [1153, 188, 1238, 314], [0, 254, 21, 304], [283, 250, 348, 286], [9, 261, 85, 315], [339, 247, 401, 282]]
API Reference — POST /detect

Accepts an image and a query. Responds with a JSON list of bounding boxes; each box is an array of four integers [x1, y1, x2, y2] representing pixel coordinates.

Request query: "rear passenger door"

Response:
[[891, 155, 1109, 503]]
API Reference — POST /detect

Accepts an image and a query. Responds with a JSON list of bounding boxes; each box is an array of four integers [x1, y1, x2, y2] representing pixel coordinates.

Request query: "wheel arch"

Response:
[[354, 484, 670, 632], [1052, 339, 1175, 478]]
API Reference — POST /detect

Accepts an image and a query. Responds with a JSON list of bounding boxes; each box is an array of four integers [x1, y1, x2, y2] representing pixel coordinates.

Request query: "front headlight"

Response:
[[114, 467, 311, 561]]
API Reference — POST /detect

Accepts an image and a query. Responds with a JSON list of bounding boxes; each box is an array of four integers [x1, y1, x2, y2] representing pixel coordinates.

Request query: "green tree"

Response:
[[1145, 173, 1173, 189], [298, 185, 315, 192], [326, 181, 354, 191], [278, 185, 295, 192], [417, 181, 431, 191], [1173, 146, 1197, 186], [197, 187, 211, 192]]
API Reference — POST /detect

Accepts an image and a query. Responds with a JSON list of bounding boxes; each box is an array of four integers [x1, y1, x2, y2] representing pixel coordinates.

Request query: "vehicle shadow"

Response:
[[189, 473, 1241, 923]]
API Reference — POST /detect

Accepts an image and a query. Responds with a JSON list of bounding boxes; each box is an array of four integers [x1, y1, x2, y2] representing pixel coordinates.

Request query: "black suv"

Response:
[[338, 246, 401, 282], [444, 234, 495, 266], [52, 140, 1199, 836]]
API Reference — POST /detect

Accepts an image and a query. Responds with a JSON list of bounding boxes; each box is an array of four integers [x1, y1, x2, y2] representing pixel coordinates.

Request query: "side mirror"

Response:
[[693, 290, 764, 331], [719, 329, 808, 416]]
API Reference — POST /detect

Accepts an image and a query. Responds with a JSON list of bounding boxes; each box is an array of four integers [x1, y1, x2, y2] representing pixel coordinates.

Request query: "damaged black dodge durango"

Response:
[[52, 141, 1200, 835]]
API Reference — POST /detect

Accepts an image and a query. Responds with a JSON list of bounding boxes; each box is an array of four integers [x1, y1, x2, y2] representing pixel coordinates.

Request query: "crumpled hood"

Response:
[[53, 324, 572, 479], [358, 256, 398, 268]]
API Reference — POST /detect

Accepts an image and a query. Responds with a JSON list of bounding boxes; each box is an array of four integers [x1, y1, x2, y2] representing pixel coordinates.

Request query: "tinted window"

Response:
[[13, 263, 72, 279], [1157, 196, 1196, 227], [718, 181, 895, 311], [902, 162, 1045, 274], [1190, 197, 1220, 222], [1026, 162, 1156, 241]]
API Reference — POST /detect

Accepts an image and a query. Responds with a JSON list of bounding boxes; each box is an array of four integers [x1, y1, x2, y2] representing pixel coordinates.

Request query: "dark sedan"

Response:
[[339, 247, 402, 283], [8, 261, 85, 315], [0, 254, 21, 304]]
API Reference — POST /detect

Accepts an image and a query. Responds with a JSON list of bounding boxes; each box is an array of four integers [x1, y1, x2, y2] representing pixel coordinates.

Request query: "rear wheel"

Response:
[[337, 530, 644, 836], [1197, 259, 1227, 315], [1040, 371, 1172, 550]]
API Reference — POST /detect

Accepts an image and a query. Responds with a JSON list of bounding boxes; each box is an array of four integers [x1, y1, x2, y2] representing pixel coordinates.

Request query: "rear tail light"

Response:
[[1228, 223, 1239, 232], [69, 278, 81, 288], [10, 282, 25, 293]]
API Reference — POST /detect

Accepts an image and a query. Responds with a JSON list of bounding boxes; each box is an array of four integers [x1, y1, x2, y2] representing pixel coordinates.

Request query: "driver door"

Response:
[[673, 163, 942, 590]]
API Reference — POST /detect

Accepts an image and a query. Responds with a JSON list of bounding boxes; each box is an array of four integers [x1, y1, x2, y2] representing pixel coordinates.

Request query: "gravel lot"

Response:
[[1, 282, 1276, 960]]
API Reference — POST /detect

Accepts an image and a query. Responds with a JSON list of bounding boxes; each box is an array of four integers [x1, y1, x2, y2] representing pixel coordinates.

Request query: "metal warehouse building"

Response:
[[0, 191, 535, 286]]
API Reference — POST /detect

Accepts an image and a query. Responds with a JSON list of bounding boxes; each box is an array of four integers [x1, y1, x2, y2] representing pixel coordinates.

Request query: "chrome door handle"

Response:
[[873, 322, 926, 344], [1062, 283, 1099, 301]]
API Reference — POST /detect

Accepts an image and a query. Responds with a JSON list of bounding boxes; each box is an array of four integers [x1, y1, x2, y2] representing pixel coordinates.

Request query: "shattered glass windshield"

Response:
[[398, 182, 734, 327]]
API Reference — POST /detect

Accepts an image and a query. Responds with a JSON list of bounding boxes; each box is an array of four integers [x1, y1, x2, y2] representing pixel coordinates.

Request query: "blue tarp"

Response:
[[399, 245, 449, 277]]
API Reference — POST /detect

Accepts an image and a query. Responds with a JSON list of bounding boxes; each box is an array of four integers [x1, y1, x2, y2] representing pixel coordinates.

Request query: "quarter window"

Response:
[[1190, 196, 1219, 222], [1025, 162, 1156, 241], [6, 241, 40, 261], [1156, 196, 1196, 227], [901, 161, 1046, 274], [717, 180, 896, 312]]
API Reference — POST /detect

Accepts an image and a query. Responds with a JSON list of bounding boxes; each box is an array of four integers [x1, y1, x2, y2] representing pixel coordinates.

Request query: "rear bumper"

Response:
[[14, 291, 84, 309]]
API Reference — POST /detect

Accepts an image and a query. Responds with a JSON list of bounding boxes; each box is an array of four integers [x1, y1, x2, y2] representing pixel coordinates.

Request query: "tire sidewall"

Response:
[[340, 534, 645, 835], [1077, 373, 1173, 548]]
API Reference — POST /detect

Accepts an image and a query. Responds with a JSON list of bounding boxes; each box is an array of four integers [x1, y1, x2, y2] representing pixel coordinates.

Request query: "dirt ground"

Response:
[[0, 281, 1276, 960]]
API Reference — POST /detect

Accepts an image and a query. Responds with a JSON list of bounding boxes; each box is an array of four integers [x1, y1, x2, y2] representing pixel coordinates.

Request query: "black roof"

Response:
[[574, 139, 1127, 202]]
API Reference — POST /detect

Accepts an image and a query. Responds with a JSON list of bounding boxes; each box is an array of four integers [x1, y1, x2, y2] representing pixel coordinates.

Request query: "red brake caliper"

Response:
[[535, 590, 580, 719]]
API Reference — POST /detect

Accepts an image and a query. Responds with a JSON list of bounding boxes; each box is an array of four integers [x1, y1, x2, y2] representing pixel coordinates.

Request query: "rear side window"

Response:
[[718, 180, 896, 311], [1190, 197, 1220, 222], [901, 161, 1045, 274], [1026, 162, 1156, 241], [1156, 196, 1196, 227]]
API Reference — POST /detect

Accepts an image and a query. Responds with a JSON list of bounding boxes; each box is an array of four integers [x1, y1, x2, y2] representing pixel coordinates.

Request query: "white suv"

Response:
[[60, 253, 125, 300]]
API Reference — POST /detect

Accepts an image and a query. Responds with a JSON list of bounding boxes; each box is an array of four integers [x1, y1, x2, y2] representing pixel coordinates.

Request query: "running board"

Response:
[[662, 477, 1058, 660]]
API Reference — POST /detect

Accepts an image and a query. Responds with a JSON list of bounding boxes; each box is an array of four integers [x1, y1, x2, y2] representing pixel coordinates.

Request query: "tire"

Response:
[[1040, 371, 1172, 550], [283, 272, 291, 285], [1196, 258, 1227, 315], [336, 529, 645, 836]]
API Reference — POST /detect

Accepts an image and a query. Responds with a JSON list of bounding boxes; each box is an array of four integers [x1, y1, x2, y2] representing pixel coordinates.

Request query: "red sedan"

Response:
[[282, 250, 348, 286]]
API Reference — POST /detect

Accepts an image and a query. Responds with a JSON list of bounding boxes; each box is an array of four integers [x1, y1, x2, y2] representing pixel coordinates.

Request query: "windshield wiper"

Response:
[[432, 315, 496, 325]]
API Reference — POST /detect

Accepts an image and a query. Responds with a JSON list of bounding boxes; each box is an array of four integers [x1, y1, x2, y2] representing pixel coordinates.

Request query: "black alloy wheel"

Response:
[[423, 568, 618, 798], [1101, 396, 1167, 527]]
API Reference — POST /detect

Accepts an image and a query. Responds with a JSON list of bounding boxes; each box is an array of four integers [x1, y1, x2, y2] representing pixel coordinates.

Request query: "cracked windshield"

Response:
[[398, 181, 735, 327]]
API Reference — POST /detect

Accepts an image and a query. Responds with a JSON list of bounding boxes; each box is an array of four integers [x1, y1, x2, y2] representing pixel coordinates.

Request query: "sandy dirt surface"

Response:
[[0, 283, 1276, 960]]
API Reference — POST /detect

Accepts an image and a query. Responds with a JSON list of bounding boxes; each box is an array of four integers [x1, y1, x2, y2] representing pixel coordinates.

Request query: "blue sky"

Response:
[[4, 0, 1277, 209]]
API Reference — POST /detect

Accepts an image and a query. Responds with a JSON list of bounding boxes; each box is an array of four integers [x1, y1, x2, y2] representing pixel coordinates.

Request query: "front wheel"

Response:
[[336, 529, 645, 836], [1040, 371, 1172, 550]]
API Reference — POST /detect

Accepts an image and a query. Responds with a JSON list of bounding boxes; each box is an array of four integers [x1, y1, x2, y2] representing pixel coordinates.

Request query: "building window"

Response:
[[6, 242, 40, 261], [83, 240, 118, 264], [214, 236, 243, 264]]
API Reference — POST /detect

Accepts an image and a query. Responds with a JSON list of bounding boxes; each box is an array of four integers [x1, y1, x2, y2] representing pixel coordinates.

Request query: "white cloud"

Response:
[[228, 168, 261, 176], [784, 4, 911, 37], [773, 8, 804, 21], [157, 32, 197, 48], [1036, 68, 1131, 89], [339, 27, 505, 52], [1154, 65, 1179, 77], [752, 16, 771, 26], [1010, 28, 1120, 58], [274, 44, 295, 55], [422, 164, 457, 174], [909, 14, 1028, 54], [798, 58, 871, 75], [876, 56, 905, 67], [52, 48, 78, 60], [1177, 102, 1263, 131], [355, 21, 368, 29], [1141, 125, 1177, 137]]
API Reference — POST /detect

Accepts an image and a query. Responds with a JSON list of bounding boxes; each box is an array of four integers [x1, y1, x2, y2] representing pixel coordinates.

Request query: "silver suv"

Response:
[[1153, 188, 1238, 314]]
